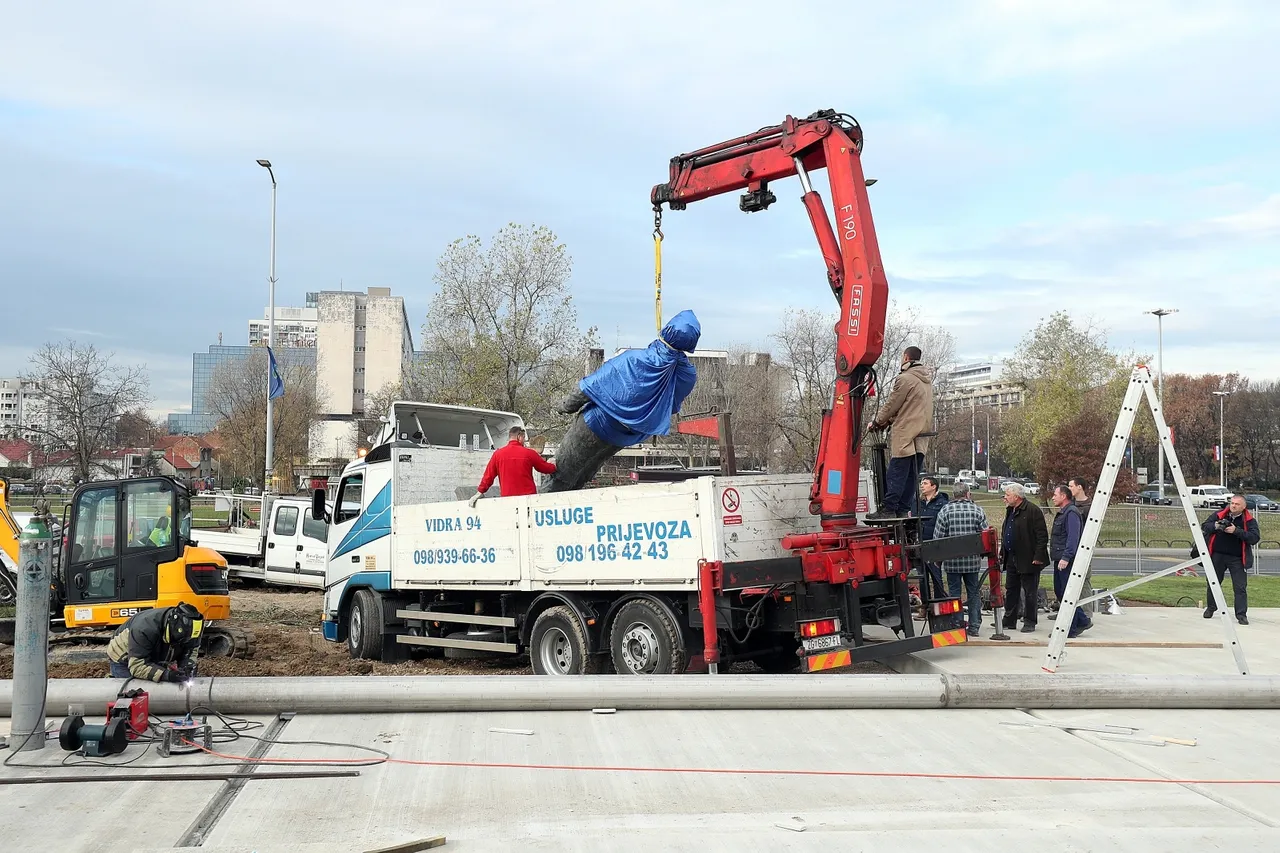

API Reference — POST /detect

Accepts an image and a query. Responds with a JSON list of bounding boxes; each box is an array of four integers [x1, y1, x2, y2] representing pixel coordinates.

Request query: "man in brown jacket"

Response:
[[867, 346, 934, 518]]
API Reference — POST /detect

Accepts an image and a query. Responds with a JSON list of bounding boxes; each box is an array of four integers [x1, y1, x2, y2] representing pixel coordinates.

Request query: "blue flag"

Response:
[[267, 347, 285, 400]]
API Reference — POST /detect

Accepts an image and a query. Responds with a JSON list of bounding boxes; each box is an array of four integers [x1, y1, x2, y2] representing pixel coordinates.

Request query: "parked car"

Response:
[[1187, 485, 1231, 509], [1137, 490, 1173, 505], [1024, 482, 1040, 496], [1246, 494, 1279, 512]]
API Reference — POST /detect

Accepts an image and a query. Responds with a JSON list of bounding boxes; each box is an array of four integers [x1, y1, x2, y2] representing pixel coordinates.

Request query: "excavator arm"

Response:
[[651, 109, 889, 524]]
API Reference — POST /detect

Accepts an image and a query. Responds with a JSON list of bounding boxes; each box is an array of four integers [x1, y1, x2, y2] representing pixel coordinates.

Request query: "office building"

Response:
[[314, 287, 415, 455], [0, 377, 51, 443], [249, 293, 320, 348], [167, 345, 317, 435], [937, 361, 1024, 413]]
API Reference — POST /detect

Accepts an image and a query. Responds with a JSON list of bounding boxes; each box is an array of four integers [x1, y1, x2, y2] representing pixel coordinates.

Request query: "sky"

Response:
[[2, 1, 1278, 416]]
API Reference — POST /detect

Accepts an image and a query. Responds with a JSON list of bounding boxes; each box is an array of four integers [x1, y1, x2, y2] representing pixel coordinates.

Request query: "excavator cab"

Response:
[[61, 477, 247, 654]]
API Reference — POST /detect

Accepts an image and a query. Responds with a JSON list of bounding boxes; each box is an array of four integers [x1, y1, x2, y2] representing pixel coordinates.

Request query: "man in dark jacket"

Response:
[[1000, 483, 1049, 633], [1067, 476, 1096, 617], [918, 477, 949, 599], [106, 603, 202, 683], [1050, 485, 1092, 638], [1201, 494, 1259, 625]]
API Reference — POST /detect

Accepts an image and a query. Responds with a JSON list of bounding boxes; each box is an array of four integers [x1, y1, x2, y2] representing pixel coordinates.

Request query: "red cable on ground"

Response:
[[187, 743, 1280, 786]]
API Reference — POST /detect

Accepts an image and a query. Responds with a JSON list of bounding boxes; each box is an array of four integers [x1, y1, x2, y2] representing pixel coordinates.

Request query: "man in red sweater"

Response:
[[469, 426, 556, 506]]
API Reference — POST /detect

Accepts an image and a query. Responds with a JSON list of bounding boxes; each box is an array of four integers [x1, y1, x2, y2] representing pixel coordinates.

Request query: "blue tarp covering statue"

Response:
[[544, 310, 701, 492]]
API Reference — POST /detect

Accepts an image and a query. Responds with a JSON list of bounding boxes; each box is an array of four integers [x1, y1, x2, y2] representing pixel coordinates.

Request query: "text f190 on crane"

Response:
[[314, 110, 998, 675]]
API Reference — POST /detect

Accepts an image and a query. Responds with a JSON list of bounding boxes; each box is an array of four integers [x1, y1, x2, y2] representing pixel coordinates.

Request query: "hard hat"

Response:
[[165, 602, 204, 643]]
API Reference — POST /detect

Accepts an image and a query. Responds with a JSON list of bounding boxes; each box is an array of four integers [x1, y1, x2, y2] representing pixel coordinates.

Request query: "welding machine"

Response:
[[107, 689, 150, 740], [59, 715, 129, 757], [157, 717, 213, 757]]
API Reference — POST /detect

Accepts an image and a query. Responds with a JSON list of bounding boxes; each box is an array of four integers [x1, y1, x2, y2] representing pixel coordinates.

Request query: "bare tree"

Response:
[[23, 340, 149, 483], [206, 350, 320, 489], [116, 407, 165, 447], [420, 224, 599, 430], [771, 301, 956, 474]]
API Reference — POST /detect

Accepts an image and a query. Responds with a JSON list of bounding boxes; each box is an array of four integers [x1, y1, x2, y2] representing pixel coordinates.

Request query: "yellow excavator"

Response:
[[1, 475, 253, 658]]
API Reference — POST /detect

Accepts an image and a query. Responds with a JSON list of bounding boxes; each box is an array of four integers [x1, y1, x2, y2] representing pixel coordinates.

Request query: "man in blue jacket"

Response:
[[547, 310, 700, 492], [1201, 494, 1260, 625], [918, 477, 948, 600]]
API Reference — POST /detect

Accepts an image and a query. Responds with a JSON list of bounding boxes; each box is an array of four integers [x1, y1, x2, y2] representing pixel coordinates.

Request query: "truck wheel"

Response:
[[609, 598, 686, 675], [529, 605, 600, 675], [348, 589, 384, 660]]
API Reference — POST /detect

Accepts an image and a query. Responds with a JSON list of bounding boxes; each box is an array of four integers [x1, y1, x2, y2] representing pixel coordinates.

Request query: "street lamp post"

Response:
[[1213, 390, 1230, 488], [1145, 308, 1178, 499], [970, 402, 976, 472], [985, 410, 991, 477], [257, 159, 277, 492]]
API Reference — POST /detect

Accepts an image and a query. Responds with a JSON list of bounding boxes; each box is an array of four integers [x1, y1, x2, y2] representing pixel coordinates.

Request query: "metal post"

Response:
[[1213, 391, 1229, 487], [970, 403, 975, 472], [1147, 308, 1177, 500], [1135, 504, 1142, 575], [258, 160, 278, 492], [985, 411, 991, 477], [12, 505, 53, 752]]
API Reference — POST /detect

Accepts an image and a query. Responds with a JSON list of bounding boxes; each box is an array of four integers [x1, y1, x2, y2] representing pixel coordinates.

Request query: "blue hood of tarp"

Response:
[[579, 310, 701, 447]]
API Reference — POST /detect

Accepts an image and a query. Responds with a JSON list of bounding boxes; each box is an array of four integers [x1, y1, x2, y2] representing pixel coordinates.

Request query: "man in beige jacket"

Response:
[[867, 346, 934, 519]]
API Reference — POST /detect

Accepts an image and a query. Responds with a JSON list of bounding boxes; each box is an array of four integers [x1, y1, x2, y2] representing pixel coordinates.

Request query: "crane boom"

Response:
[[651, 109, 888, 525]]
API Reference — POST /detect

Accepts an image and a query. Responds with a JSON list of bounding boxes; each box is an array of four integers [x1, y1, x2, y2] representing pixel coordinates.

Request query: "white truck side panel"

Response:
[[526, 483, 704, 586], [384, 473, 867, 594], [392, 499, 522, 586]]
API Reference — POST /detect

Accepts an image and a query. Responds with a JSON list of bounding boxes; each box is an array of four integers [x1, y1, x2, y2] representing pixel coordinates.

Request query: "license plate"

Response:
[[802, 634, 843, 653]]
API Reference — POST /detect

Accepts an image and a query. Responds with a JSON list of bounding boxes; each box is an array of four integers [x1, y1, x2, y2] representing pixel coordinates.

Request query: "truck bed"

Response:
[[190, 528, 263, 559], [390, 474, 826, 592]]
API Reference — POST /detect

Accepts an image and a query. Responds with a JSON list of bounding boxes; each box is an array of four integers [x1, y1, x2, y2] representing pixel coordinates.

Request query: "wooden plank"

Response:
[[364, 836, 447, 853]]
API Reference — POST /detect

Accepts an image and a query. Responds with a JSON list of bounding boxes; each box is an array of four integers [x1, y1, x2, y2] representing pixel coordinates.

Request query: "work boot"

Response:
[[864, 510, 898, 521], [1019, 624, 1036, 633], [1238, 614, 1249, 626], [1203, 607, 1215, 619]]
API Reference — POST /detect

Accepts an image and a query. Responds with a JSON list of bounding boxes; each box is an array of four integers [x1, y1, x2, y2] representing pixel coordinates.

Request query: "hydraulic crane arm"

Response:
[[651, 109, 889, 524]]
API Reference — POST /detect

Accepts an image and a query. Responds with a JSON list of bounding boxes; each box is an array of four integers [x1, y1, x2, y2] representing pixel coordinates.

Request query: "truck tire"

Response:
[[348, 589, 384, 660], [529, 605, 600, 675], [608, 598, 686, 675]]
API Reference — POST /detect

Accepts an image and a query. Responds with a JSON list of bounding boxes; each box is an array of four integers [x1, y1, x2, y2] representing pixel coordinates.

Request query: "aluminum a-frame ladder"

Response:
[[1042, 366, 1249, 675]]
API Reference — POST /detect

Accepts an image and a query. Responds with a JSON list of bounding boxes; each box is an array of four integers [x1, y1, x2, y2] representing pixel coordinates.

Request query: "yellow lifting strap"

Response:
[[652, 205, 664, 333]]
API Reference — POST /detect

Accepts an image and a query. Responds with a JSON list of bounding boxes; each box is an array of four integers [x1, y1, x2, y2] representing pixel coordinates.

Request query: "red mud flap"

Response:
[[802, 628, 968, 672]]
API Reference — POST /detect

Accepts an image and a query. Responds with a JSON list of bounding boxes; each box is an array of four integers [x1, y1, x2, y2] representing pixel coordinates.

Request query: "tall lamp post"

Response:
[[1213, 390, 1230, 488], [1145, 308, 1178, 499], [257, 159, 277, 491]]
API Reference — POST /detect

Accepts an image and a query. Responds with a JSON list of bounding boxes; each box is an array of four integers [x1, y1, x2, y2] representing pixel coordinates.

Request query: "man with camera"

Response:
[[1200, 494, 1259, 625]]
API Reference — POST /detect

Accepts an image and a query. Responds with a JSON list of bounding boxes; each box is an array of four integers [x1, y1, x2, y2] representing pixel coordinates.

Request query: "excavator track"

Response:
[[201, 625, 257, 659]]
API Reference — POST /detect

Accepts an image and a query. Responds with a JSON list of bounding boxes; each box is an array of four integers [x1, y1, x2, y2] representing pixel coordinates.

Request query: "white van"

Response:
[[1187, 485, 1231, 509], [957, 469, 986, 485]]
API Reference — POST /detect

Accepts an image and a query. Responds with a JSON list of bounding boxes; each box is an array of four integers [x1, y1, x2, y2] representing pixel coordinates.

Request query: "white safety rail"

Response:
[[1043, 366, 1248, 675]]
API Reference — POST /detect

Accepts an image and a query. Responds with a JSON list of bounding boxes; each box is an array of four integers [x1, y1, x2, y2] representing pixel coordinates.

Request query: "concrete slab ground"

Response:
[[892, 607, 1280, 676], [4, 704, 1280, 851]]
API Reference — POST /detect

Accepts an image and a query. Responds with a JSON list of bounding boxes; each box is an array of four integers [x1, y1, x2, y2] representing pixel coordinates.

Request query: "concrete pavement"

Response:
[[5, 703, 1280, 851]]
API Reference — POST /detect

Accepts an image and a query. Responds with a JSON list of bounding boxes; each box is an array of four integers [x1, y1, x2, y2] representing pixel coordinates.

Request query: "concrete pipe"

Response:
[[3, 674, 1280, 716]]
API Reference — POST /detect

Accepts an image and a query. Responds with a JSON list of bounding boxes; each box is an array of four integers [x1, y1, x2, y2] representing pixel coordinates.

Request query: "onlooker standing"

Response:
[[867, 346, 934, 519], [1067, 476, 1096, 617], [1201, 494, 1259, 625], [933, 482, 989, 636], [918, 477, 949, 600], [1000, 483, 1049, 633], [1050, 485, 1093, 638]]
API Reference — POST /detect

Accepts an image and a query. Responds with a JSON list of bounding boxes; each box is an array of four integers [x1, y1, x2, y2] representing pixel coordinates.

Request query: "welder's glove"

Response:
[[162, 669, 186, 684], [468, 492, 484, 509]]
